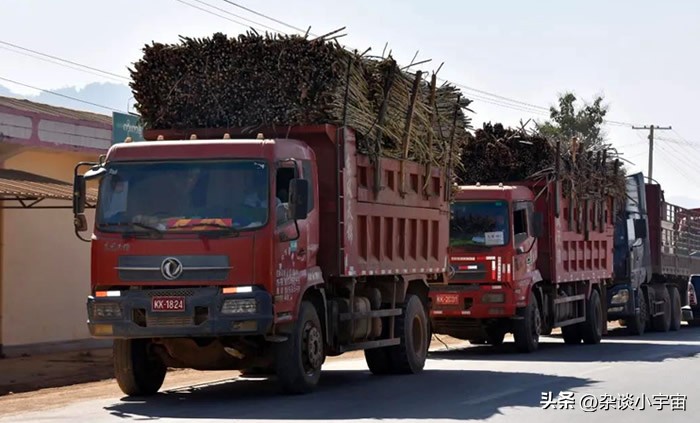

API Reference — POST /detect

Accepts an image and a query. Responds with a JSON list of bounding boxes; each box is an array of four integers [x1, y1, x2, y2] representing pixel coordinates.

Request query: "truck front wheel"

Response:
[[652, 288, 672, 332], [581, 289, 603, 344], [669, 286, 682, 331], [513, 292, 541, 353], [627, 289, 648, 335], [275, 300, 325, 394], [113, 339, 166, 397]]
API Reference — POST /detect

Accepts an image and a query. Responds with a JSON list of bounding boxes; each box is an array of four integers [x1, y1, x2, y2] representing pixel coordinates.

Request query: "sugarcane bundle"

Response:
[[128, 30, 473, 168], [455, 122, 627, 201]]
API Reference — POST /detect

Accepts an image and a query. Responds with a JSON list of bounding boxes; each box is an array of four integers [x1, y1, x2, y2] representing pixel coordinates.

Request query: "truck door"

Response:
[[624, 172, 651, 288], [273, 161, 309, 321]]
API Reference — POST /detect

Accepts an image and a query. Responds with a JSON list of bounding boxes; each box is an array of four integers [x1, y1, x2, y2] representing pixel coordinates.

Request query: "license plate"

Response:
[[151, 296, 185, 312], [436, 293, 460, 306]]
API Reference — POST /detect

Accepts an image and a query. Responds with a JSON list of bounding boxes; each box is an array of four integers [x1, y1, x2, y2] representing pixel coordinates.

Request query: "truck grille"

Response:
[[145, 315, 195, 327], [145, 289, 196, 297], [117, 255, 230, 282]]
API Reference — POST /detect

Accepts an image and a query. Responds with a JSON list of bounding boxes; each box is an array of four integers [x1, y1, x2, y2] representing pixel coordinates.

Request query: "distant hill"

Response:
[[0, 82, 132, 117]]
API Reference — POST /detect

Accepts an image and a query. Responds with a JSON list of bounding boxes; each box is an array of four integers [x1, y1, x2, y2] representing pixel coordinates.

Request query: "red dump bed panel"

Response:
[[532, 181, 615, 284], [332, 128, 449, 278]]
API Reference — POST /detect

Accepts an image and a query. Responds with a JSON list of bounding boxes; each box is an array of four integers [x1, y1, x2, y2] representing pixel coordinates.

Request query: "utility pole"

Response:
[[632, 124, 672, 181]]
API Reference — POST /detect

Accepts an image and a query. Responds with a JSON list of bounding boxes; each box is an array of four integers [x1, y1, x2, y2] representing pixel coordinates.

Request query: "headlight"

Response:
[[221, 299, 257, 314], [611, 289, 629, 305], [93, 302, 122, 319], [482, 293, 505, 303]]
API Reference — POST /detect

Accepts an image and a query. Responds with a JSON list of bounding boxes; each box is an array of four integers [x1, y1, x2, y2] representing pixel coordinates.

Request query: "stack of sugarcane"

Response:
[[128, 30, 473, 168], [455, 122, 627, 201]]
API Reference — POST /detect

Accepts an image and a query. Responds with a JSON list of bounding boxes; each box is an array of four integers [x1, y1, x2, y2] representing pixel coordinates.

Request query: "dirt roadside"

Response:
[[0, 335, 469, 417]]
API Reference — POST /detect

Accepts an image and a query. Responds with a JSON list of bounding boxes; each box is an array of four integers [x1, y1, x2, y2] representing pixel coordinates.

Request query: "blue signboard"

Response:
[[112, 112, 144, 144]]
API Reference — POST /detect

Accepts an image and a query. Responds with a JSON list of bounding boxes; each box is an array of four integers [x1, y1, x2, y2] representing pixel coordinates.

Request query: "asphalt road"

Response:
[[3, 326, 700, 422]]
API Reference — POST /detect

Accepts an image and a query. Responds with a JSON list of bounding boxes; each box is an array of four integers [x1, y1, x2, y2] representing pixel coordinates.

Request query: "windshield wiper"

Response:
[[98, 222, 164, 238], [172, 222, 241, 238]]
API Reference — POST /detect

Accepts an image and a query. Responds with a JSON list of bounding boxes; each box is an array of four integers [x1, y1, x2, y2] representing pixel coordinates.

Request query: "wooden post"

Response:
[[399, 70, 423, 197], [422, 73, 437, 198], [445, 95, 460, 202], [372, 63, 397, 199]]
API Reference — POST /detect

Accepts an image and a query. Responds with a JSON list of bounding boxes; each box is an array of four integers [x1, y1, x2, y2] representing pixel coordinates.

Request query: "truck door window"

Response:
[[301, 159, 314, 212], [513, 209, 528, 244], [276, 166, 296, 226], [513, 201, 534, 245]]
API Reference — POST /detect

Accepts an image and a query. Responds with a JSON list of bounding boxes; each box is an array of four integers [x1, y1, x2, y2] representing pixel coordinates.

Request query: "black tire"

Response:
[[486, 329, 506, 346], [669, 286, 682, 331], [513, 292, 541, 353], [240, 366, 275, 377], [387, 293, 429, 374], [627, 289, 648, 336], [581, 289, 603, 344], [561, 324, 582, 344], [113, 339, 166, 397], [651, 288, 672, 332], [275, 300, 325, 394], [364, 347, 393, 375]]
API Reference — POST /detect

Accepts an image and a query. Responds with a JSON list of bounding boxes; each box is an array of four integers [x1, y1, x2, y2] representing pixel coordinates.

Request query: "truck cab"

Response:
[[430, 183, 543, 345], [73, 133, 320, 395]]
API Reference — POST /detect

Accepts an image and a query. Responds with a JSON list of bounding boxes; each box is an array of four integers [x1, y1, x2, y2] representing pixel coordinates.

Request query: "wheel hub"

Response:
[[303, 323, 323, 372], [411, 315, 426, 356]]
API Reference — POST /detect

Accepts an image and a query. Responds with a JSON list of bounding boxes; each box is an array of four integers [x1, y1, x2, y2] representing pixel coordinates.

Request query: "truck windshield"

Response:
[[450, 201, 510, 247], [96, 160, 270, 234]]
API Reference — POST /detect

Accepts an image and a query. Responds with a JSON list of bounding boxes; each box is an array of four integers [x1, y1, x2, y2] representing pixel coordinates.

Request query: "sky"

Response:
[[1, 0, 699, 206]]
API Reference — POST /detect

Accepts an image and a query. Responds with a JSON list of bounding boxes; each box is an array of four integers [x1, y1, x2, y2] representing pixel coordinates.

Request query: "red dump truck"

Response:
[[429, 178, 615, 352], [72, 124, 449, 395]]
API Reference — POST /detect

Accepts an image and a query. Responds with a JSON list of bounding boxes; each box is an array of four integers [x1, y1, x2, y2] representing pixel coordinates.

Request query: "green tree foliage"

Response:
[[536, 92, 609, 148]]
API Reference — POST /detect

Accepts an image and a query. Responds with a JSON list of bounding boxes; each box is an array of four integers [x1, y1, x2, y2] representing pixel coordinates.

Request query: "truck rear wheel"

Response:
[[669, 286, 682, 331], [651, 288, 672, 332], [275, 300, 325, 394], [581, 289, 603, 344], [627, 289, 648, 336], [561, 324, 582, 344], [364, 347, 393, 374], [113, 339, 166, 397], [388, 293, 429, 374], [513, 292, 541, 353]]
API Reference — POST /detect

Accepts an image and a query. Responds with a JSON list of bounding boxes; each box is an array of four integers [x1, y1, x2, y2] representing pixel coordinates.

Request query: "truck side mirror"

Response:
[[73, 174, 86, 216], [532, 212, 544, 238], [289, 178, 309, 221], [74, 214, 88, 232], [634, 218, 647, 239]]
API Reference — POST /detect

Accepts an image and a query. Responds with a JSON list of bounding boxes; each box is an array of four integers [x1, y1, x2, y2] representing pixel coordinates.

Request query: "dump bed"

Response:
[[646, 184, 700, 277], [142, 124, 450, 279], [530, 179, 616, 284]]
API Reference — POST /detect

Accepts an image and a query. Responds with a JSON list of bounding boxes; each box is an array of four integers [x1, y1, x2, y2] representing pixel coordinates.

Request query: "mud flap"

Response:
[[682, 306, 694, 322]]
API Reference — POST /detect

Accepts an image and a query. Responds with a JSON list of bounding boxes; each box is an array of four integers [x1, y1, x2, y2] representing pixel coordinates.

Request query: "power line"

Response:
[[190, 0, 285, 33], [174, 0, 263, 31], [219, 0, 313, 35], [0, 45, 127, 83], [0, 76, 124, 113], [0, 40, 129, 81]]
